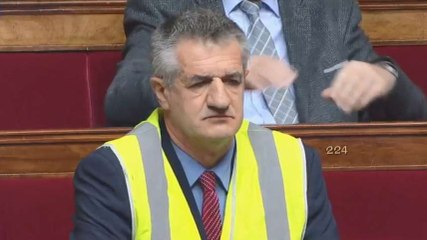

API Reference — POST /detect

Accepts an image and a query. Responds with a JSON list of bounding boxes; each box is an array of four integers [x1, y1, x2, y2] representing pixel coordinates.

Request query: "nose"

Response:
[[206, 77, 231, 111]]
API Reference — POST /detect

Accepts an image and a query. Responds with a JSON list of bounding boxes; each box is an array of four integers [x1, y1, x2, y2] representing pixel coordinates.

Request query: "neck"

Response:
[[185, 139, 233, 169], [165, 122, 233, 169]]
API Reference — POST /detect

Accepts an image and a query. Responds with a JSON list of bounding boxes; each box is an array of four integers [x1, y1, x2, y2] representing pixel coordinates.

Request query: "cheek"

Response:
[[169, 95, 204, 119], [178, 93, 206, 109], [230, 89, 244, 105]]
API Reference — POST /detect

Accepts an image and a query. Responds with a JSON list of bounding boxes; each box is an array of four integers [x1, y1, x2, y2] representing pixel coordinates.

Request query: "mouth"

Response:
[[204, 115, 234, 120]]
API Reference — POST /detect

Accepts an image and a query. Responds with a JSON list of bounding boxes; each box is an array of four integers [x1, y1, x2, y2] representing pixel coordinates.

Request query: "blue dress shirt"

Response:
[[172, 140, 235, 221], [223, 0, 297, 124]]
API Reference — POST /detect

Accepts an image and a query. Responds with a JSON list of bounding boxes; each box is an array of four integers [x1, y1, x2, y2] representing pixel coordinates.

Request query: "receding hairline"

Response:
[[165, 37, 245, 82], [175, 34, 246, 50], [151, 9, 249, 86]]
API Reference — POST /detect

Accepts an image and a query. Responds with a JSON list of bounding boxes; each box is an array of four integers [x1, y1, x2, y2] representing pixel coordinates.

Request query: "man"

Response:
[[72, 9, 338, 239], [105, 0, 427, 126]]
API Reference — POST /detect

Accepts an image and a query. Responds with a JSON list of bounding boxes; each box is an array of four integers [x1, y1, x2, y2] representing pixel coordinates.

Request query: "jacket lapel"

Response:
[[278, 0, 312, 122]]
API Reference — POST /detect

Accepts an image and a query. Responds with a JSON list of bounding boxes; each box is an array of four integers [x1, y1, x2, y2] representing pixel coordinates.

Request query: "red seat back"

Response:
[[0, 177, 74, 240], [325, 170, 427, 240]]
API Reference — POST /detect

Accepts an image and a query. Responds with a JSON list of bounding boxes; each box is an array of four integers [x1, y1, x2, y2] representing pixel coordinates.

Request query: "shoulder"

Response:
[[303, 0, 359, 22], [302, 144, 322, 179], [302, 144, 319, 163], [72, 146, 132, 239], [74, 146, 128, 205], [301, 143, 340, 239], [124, 0, 196, 26], [75, 146, 122, 179], [305, 0, 355, 9]]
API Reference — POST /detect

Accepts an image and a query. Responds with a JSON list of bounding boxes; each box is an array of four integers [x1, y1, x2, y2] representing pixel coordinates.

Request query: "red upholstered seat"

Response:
[[87, 52, 122, 127], [0, 47, 425, 131], [325, 170, 427, 240], [0, 51, 121, 130], [0, 53, 91, 130], [0, 171, 426, 239], [0, 177, 74, 240]]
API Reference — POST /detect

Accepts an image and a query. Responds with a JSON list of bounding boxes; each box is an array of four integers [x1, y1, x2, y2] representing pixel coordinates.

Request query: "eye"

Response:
[[230, 78, 242, 85], [223, 76, 242, 86], [190, 81, 207, 88]]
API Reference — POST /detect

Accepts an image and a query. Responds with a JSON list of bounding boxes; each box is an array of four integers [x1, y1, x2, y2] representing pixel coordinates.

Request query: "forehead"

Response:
[[175, 38, 244, 76]]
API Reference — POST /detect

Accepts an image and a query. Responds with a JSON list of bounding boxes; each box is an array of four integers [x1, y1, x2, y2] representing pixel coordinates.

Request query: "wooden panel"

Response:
[[0, 128, 127, 177], [0, 14, 125, 51], [0, 1, 427, 51], [271, 123, 427, 171], [1, 1, 426, 14], [362, 10, 427, 45], [1, 122, 427, 176], [360, 0, 427, 10], [0, 0, 125, 15]]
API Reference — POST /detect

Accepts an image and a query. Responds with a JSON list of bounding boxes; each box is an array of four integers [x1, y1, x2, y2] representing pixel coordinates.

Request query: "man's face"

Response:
[[159, 38, 245, 143]]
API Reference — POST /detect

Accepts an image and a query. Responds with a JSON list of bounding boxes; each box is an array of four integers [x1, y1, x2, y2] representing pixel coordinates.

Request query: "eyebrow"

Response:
[[222, 72, 243, 82], [189, 72, 243, 83], [190, 75, 212, 83]]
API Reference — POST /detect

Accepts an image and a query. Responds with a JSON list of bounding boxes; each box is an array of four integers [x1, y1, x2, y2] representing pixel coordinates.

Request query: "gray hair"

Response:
[[151, 8, 249, 86]]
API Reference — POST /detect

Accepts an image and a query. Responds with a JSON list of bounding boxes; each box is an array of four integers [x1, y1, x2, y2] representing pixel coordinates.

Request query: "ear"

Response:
[[244, 69, 250, 88], [151, 76, 170, 110]]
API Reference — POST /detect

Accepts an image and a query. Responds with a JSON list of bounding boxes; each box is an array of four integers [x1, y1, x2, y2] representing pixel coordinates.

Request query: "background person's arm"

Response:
[[105, 0, 194, 126], [334, 0, 427, 120], [245, 55, 298, 90]]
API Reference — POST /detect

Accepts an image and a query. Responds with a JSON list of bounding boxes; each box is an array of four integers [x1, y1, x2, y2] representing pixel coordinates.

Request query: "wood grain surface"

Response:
[[1, 122, 426, 177], [0, 1, 426, 51]]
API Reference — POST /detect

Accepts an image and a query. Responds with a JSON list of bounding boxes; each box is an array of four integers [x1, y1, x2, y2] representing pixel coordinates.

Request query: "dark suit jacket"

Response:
[[71, 120, 339, 239], [104, 0, 427, 126]]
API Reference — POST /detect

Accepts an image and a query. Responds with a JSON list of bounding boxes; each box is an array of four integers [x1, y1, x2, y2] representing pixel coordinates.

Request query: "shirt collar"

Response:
[[172, 139, 235, 192], [223, 0, 280, 17]]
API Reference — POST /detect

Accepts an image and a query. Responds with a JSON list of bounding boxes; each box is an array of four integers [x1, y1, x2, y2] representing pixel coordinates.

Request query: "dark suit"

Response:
[[105, 0, 427, 126], [71, 119, 338, 239]]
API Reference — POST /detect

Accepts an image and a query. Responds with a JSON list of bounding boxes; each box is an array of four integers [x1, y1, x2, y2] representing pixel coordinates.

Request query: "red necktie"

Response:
[[199, 171, 222, 240]]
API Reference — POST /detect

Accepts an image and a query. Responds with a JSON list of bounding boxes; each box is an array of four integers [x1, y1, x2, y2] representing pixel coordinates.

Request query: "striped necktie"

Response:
[[200, 171, 222, 240], [240, 0, 299, 124]]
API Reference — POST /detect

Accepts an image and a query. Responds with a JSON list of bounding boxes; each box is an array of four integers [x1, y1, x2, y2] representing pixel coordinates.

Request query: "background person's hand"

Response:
[[245, 55, 298, 89], [321, 60, 396, 113]]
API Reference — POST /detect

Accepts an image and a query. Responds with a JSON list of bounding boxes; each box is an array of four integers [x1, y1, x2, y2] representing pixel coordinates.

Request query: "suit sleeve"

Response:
[[341, 0, 427, 121], [104, 0, 161, 127], [303, 145, 339, 240], [70, 147, 132, 240], [104, 0, 195, 126]]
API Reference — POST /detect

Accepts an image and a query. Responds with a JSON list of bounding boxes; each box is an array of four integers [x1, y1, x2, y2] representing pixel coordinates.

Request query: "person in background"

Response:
[[105, 0, 427, 127], [71, 9, 338, 239]]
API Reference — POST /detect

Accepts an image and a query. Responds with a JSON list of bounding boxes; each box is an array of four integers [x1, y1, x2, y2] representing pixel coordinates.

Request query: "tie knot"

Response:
[[199, 171, 217, 192], [240, 0, 261, 22]]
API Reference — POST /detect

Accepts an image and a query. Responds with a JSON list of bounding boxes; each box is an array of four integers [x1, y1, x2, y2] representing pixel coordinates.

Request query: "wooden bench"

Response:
[[1, 122, 427, 239]]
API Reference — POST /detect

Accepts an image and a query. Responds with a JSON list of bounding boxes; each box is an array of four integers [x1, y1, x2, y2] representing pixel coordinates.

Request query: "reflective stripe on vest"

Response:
[[106, 109, 307, 240], [247, 123, 290, 239], [133, 124, 171, 239]]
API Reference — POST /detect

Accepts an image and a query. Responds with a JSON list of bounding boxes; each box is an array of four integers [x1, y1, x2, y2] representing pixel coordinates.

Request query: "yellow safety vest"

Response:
[[105, 109, 307, 240]]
